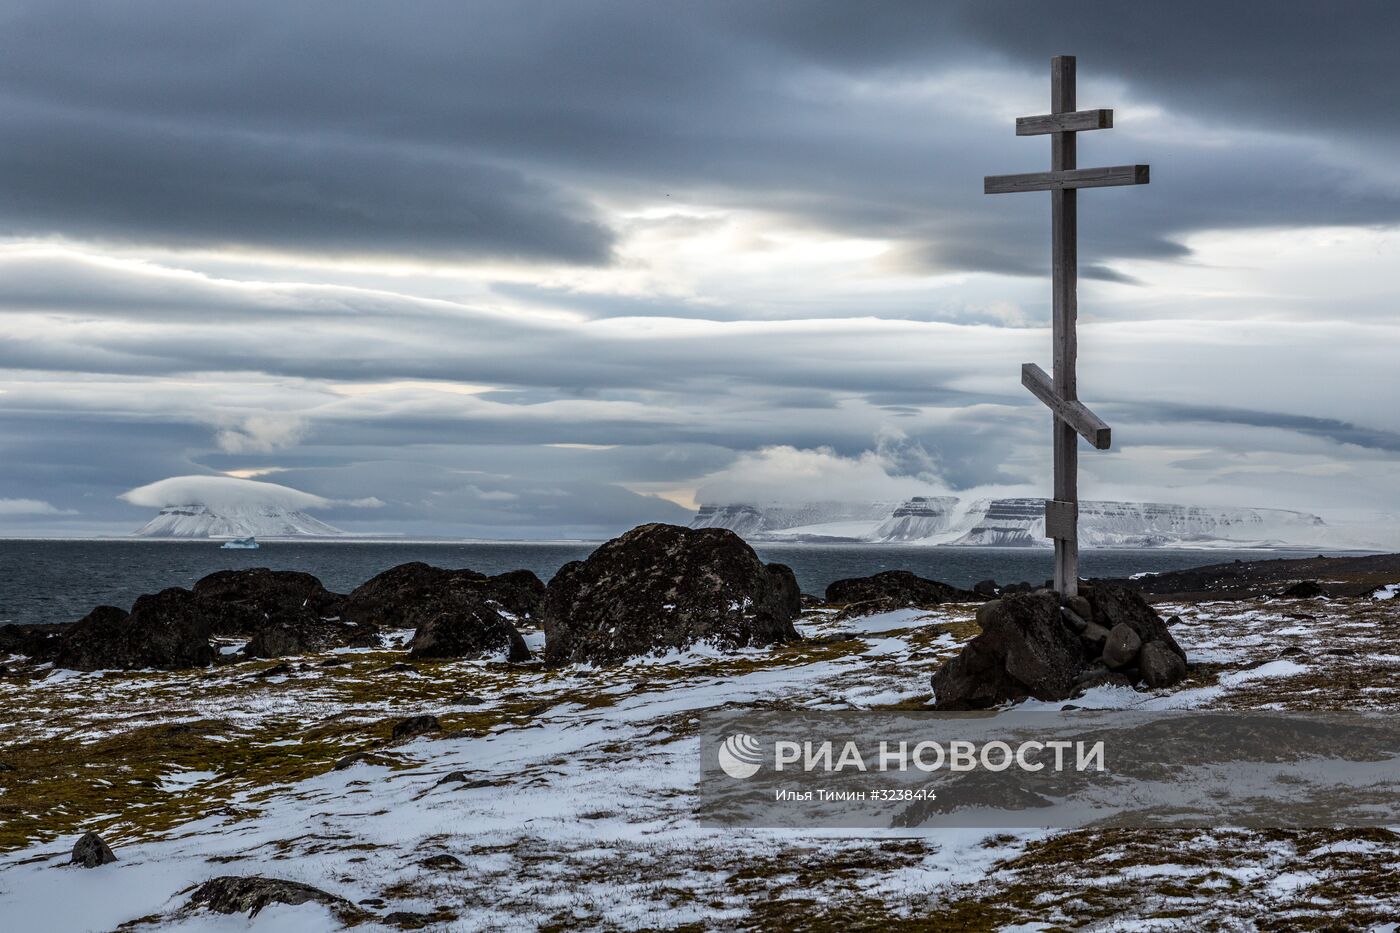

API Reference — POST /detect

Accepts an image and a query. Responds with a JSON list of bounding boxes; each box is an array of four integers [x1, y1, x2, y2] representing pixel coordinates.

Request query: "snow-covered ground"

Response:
[[1, 597, 1398, 930]]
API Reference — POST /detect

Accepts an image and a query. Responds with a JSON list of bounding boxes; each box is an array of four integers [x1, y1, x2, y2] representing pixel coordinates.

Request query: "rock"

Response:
[[435, 770, 469, 785], [70, 831, 117, 867], [1059, 606, 1088, 633], [56, 595, 214, 671], [450, 694, 486, 706], [0, 622, 69, 662], [418, 854, 463, 870], [541, 524, 801, 666], [345, 562, 546, 627], [185, 875, 362, 921], [190, 569, 346, 636], [1279, 580, 1326, 598], [0, 761, 15, 772], [1065, 595, 1093, 623], [344, 562, 485, 628], [384, 911, 446, 929], [1279, 645, 1307, 657], [391, 714, 442, 742], [1101, 623, 1142, 669], [765, 563, 804, 619], [242, 617, 381, 659], [973, 579, 1000, 597], [252, 662, 293, 679], [930, 591, 1086, 709], [1079, 584, 1187, 665], [333, 751, 392, 770], [1078, 621, 1111, 654], [1072, 665, 1133, 691], [825, 570, 981, 608], [832, 596, 922, 622], [482, 569, 547, 619], [974, 599, 1002, 629], [1139, 640, 1189, 688], [407, 600, 530, 662]]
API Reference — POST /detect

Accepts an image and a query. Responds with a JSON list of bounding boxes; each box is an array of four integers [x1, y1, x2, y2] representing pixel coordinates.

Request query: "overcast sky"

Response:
[[2, 1, 1400, 538]]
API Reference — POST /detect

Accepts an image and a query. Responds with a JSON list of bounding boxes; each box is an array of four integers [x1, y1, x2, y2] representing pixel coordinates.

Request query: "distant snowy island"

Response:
[[134, 503, 347, 539], [691, 497, 1337, 549]]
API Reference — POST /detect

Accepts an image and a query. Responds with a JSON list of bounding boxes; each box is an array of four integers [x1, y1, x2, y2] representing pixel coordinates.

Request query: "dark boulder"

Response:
[[1279, 580, 1326, 598], [344, 562, 484, 628], [242, 618, 381, 659], [1139, 641, 1189, 688], [185, 876, 363, 921], [57, 594, 214, 671], [70, 831, 117, 867], [541, 524, 801, 667], [973, 579, 1000, 597], [825, 570, 982, 608], [345, 562, 545, 627], [419, 853, 464, 870], [482, 569, 547, 619], [333, 751, 394, 770], [931, 591, 1085, 709], [0, 622, 69, 662], [1101, 623, 1142, 669], [408, 600, 531, 662], [190, 569, 346, 636], [832, 596, 927, 622], [390, 714, 442, 742]]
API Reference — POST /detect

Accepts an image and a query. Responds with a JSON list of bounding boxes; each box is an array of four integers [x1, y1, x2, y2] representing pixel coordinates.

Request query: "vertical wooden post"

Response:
[[1050, 55, 1079, 597]]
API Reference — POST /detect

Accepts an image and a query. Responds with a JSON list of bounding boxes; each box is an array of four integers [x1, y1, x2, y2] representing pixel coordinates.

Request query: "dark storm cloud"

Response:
[[0, 106, 612, 263], [2, 1, 1399, 271], [1128, 403, 1400, 454]]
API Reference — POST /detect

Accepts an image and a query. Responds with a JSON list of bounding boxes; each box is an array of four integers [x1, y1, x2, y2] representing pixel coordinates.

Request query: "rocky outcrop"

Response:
[[70, 831, 117, 867], [931, 584, 1188, 709], [185, 876, 364, 922], [56, 594, 215, 671], [344, 563, 546, 627], [541, 524, 801, 666], [190, 569, 347, 635], [825, 570, 982, 609]]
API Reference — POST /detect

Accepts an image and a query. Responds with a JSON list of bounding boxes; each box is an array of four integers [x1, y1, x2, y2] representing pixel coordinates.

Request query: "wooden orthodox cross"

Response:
[[984, 56, 1149, 597]]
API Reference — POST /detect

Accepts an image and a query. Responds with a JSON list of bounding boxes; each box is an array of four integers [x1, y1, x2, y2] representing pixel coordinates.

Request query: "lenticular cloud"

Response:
[[120, 475, 331, 512]]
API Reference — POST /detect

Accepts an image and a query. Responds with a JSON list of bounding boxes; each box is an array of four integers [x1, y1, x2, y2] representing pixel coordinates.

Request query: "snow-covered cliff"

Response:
[[870, 496, 961, 541], [134, 504, 346, 539], [691, 497, 1331, 549], [691, 501, 898, 541]]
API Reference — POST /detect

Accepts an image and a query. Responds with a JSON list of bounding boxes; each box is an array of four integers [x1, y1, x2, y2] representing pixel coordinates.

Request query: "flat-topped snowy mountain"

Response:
[[692, 501, 898, 541], [134, 504, 346, 539], [690, 497, 1331, 549]]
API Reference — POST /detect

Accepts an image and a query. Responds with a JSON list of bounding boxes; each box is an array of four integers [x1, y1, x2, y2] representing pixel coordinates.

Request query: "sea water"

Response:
[[0, 539, 1335, 627]]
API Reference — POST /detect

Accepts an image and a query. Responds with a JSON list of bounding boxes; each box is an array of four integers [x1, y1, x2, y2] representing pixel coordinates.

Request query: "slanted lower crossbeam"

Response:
[[1021, 364, 1111, 450]]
